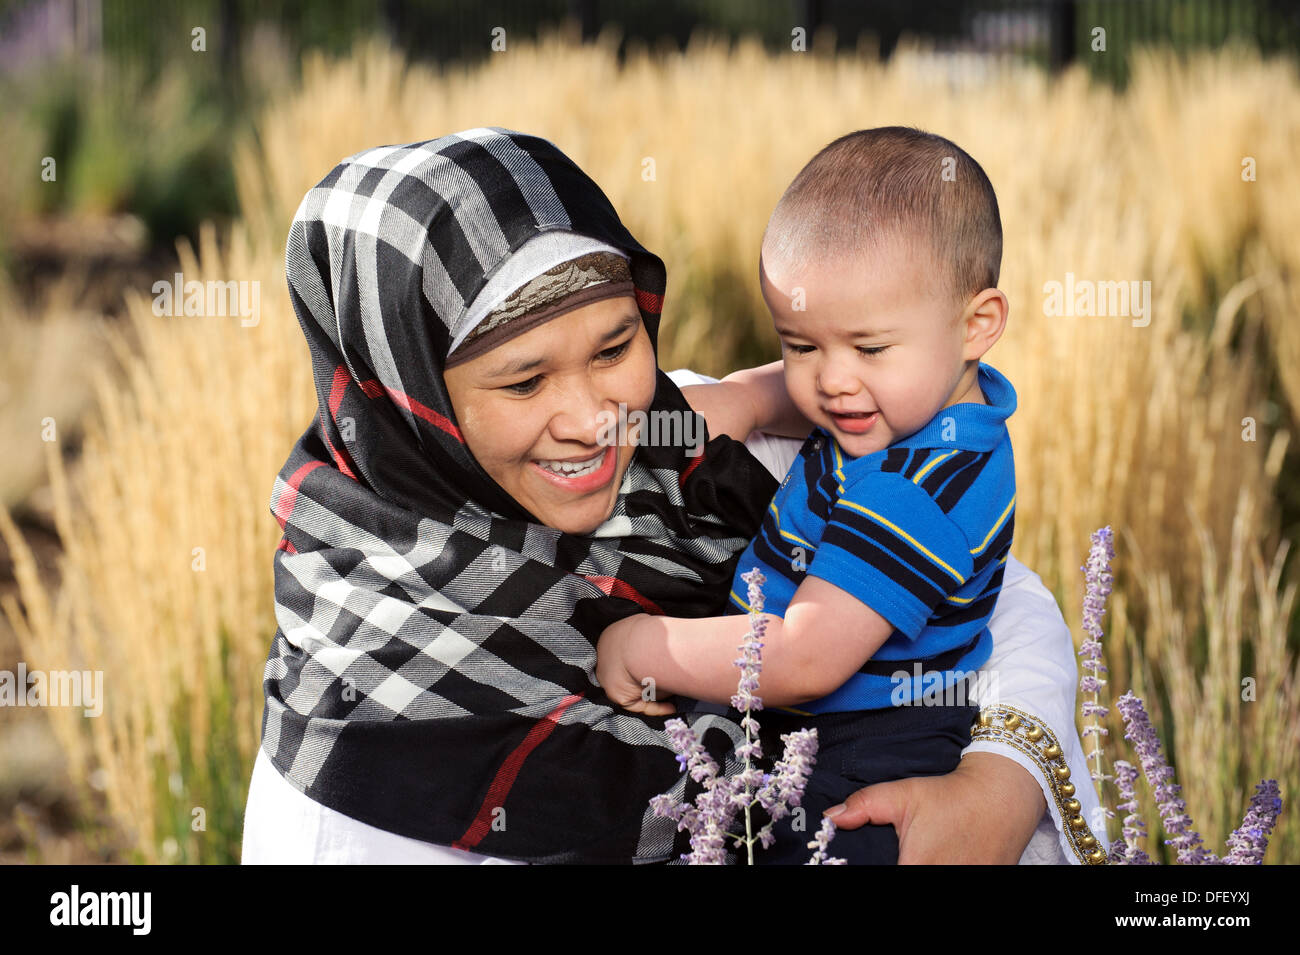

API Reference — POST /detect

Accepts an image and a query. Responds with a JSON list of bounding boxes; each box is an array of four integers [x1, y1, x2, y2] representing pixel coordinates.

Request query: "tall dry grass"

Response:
[[0, 276, 108, 511], [3, 32, 1297, 861], [1, 225, 314, 862]]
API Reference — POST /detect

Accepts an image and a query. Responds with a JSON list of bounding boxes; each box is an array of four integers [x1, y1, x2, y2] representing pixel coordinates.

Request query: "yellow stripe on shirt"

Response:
[[912, 448, 960, 485], [971, 494, 1016, 555], [836, 499, 967, 583]]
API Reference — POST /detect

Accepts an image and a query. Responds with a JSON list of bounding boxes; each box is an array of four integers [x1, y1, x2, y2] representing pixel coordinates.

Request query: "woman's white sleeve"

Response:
[[971, 556, 1110, 865]]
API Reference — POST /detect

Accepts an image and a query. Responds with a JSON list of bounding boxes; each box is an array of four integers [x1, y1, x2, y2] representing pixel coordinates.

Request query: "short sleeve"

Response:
[[807, 470, 974, 638]]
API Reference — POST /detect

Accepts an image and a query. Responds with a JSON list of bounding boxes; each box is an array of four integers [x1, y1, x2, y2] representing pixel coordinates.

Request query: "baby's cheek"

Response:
[[784, 374, 818, 417]]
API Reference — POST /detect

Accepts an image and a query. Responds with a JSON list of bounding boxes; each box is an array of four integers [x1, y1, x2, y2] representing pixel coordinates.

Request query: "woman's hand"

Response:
[[596, 614, 676, 716], [825, 752, 1046, 864]]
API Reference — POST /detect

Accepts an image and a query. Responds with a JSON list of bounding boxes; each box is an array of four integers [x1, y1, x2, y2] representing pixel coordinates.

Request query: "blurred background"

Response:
[[1, 0, 1298, 864]]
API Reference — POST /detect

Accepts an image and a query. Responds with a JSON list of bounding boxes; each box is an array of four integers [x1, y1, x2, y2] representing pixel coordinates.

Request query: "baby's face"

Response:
[[760, 239, 974, 459]]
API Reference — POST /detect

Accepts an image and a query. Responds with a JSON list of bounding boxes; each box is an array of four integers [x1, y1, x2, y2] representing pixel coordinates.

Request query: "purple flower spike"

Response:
[[1081, 526, 1115, 646], [1079, 527, 1115, 795], [1224, 780, 1283, 865], [1115, 691, 1219, 864], [806, 817, 846, 865], [1108, 759, 1152, 865], [1073, 526, 1285, 867], [648, 568, 825, 864]]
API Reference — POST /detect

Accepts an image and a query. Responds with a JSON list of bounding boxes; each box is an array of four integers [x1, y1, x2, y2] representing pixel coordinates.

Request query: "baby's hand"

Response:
[[596, 614, 675, 716]]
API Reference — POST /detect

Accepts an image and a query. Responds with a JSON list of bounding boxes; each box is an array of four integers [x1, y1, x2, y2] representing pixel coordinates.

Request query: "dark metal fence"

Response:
[[3, 0, 1298, 87]]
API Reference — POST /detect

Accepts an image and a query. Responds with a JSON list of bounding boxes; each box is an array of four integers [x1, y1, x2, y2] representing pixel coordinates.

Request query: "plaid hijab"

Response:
[[260, 128, 778, 863]]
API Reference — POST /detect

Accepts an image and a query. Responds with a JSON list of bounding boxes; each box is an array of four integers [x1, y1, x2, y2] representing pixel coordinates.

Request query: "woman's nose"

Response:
[[549, 379, 612, 446]]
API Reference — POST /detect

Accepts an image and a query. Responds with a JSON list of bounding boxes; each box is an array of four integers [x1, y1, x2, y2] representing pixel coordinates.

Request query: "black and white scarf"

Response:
[[259, 128, 778, 863]]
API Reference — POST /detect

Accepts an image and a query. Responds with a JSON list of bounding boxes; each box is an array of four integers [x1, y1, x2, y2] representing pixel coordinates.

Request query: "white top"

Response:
[[240, 369, 1103, 864]]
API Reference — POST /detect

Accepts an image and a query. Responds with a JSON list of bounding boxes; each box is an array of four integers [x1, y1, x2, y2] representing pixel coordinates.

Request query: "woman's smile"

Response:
[[529, 444, 617, 491]]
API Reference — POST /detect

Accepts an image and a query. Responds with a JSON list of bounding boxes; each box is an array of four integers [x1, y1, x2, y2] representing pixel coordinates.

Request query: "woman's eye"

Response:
[[504, 375, 542, 396], [858, 345, 891, 357], [596, 340, 632, 362]]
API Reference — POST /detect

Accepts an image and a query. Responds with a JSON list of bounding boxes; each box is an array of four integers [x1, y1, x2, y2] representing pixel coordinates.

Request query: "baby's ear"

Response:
[[963, 289, 1009, 356]]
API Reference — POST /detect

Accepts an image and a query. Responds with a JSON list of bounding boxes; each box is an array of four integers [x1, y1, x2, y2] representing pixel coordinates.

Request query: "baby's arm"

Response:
[[679, 360, 813, 443], [596, 576, 893, 709]]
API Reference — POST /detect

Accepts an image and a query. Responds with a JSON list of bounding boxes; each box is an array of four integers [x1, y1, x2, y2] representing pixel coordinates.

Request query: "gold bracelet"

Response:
[[970, 704, 1108, 864]]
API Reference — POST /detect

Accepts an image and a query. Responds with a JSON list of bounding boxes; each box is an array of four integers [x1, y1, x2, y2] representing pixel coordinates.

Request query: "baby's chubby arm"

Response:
[[679, 360, 813, 443], [596, 576, 892, 709]]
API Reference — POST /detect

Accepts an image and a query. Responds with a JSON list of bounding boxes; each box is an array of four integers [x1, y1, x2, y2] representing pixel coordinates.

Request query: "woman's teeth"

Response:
[[536, 451, 605, 476]]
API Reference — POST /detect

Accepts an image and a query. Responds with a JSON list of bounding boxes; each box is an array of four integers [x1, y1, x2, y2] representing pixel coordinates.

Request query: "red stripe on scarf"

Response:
[[359, 378, 463, 442], [452, 693, 583, 851], [579, 575, 664, 615], [678, 451, 704, 490], [324, 366, 359, 480], [273, 460, 328, 529], [635, 288, 663, 314], [275, 537, 298, 554]]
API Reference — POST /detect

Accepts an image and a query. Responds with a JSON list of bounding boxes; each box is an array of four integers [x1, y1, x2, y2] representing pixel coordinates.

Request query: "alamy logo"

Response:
[[596, 403, 706, 457], [49, 885, 151, 935], [152, 272, 260, 326], [1042, 272, 1151, 327], [889, 664, 999, 708], [0, 664, 102, 717]]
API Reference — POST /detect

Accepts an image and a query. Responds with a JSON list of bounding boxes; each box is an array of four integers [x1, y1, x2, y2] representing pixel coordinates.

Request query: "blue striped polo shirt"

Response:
[[726, 362, 1017, 712]]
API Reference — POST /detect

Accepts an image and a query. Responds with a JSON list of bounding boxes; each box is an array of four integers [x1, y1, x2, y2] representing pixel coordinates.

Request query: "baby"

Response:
[[597, 126, 1015, 864]]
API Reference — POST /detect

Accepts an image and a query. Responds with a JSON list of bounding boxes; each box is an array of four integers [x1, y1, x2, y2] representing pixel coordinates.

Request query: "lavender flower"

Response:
[[1076, 525, 1284, 866], [1081, 526, 1115, 643], [1107, 759, 1152, 865], [649, 568, 841, 864], [806, 817, 846, 865], [1115, 691, 1219, 864], [1079, 527, 1114, 795], [665, 717, 718, 785], [730, 573, 767, 718], [758, 727, 818, 819], [1224, 780, 1282, 865]]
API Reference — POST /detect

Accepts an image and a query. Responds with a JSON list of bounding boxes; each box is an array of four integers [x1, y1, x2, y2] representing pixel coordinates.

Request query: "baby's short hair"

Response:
[[762, 127, 1002, 309]]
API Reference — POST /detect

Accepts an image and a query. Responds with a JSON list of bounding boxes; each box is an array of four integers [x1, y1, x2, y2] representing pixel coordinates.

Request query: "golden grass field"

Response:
[[2, 31, 1298, 862]]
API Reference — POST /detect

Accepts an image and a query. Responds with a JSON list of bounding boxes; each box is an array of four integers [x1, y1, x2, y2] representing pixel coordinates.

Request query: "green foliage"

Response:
[[149, 625, 253, 865], [1, 57, 239, 249]]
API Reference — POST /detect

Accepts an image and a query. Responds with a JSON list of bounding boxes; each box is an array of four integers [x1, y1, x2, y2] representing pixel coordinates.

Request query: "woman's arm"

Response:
[[955, 553, 1110, 864]]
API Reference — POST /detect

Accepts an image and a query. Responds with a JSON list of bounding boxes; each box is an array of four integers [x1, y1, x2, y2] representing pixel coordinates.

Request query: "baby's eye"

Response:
[[503, 375, 542, 396], [785, 343, 815, 355], [596, 340, 632, 362], [858, 345, 891, 357]]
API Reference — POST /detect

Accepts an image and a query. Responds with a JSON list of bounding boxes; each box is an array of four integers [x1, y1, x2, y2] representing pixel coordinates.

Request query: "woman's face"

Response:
[[443, 295, 657, 535]]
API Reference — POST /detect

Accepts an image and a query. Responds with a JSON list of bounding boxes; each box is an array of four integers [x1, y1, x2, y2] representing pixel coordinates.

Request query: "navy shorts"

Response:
[[752, 702, 979, 865]]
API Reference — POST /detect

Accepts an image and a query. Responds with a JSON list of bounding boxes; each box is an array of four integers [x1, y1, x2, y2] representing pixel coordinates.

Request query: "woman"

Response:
[[242, 128, 1104, 864]]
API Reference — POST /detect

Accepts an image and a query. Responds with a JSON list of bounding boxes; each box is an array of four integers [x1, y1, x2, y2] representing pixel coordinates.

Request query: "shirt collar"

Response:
[[825, 362, 1016, 458]]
